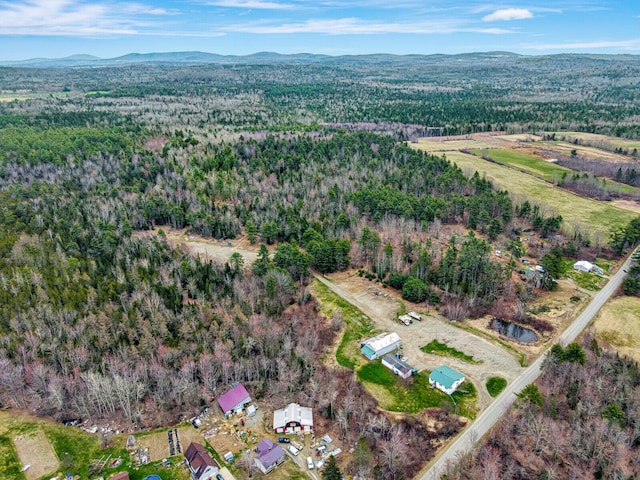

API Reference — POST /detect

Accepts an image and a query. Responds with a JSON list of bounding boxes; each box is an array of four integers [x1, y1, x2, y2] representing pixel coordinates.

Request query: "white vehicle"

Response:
[[316, 459, 325, 470], [408, 311, 422, 321], [306, 456, 314, 470], [288, 445, 300, 456], [398, 314, 412, 326]]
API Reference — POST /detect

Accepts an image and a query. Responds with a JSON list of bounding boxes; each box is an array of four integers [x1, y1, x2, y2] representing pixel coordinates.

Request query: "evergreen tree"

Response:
[[322, 455, 342, 480]]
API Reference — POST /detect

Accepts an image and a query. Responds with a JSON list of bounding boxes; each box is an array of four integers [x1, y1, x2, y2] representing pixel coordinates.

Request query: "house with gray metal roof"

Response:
[[382, 354, 416, 379], [429, 365, 465, 395]]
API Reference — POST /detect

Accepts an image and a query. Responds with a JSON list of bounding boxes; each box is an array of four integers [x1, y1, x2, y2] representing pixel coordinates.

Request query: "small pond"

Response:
[[143, 476, 162, 480], [490, 318, 538, 344]]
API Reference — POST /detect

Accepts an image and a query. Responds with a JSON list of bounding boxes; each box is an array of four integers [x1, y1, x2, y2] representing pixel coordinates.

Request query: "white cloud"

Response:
[[226, 17, 513, 35], [0, 0, 171, 36], [482, 8, 533, 22], [206, 0, 295, 9]]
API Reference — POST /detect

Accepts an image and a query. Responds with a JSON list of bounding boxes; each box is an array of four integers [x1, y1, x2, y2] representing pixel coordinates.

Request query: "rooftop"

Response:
[[273, 403, 313, 429], [256, 439, 285, 468], [362, 332, 401, 353], [429, 365, 465, 389], [217, 383, 251, 413], [382, 354, 413, 374]]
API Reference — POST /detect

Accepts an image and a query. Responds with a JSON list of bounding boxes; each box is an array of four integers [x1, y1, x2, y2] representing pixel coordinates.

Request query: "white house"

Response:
[[573, 260, 595, 273], [254, 439, 286, 474], [273, 403, 313, 433], [185, 442, 219, 480], [429, 366, 465, 395], [361, 332, 402, 360]]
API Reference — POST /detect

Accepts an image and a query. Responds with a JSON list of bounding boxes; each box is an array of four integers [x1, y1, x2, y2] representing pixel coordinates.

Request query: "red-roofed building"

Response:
[[110, 473, 130, 480], [185, 442, 219, 480], [216, 383, 252, 417]]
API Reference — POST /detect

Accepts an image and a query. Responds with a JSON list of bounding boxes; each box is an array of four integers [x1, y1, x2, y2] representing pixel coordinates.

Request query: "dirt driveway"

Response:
[[316, 272, 525, 409]]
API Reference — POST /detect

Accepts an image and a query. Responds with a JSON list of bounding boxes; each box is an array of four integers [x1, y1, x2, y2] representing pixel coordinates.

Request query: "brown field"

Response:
[[138, 426, 206, 461], [549, 131, 640, 151], [592, 296, 640, 362], [13, 429, 59, 480]]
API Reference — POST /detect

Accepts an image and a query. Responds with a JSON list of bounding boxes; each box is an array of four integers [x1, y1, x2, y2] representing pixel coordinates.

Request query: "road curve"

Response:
[[420, 248, 638, 480]]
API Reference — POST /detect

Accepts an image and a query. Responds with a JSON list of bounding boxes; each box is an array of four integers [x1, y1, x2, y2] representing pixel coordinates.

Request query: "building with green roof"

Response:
[[429, 365, 465, 395]]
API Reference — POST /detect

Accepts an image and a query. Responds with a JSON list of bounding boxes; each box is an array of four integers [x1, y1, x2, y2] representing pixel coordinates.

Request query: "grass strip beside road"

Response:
[[312, 279, 375, 370], [486, 377, 508, 397]]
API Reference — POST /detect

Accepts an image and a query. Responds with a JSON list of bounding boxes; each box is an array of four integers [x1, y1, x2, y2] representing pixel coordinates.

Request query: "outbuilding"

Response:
[[273, 403, 313, 433], [360, 332, 401, 360], [216, 383, 252, 417], [381, 354, 416, 379], [429, 366, 465, 395], [573, 260, 595, 273], [254, 439, 286, 474]]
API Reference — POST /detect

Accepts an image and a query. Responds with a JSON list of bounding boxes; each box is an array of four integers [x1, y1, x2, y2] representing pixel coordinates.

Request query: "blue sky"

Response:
[[0, 0, 637, 60]]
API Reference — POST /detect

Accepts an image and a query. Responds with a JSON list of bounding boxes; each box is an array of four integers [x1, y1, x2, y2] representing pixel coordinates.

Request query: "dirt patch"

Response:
[[13, 429, 59, 480], [138, 426, 205, 461], [593, 296, 640, 362], [611, 199, 640, 214]]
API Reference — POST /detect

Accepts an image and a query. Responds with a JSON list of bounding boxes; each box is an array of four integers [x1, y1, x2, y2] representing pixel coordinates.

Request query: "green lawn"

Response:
[[312, 279, 375, 370], [472, 148, 570, 182], [486, 377, 507, 397], [358, 361, 477, 415], [421, 339, 480, 364], [438, 151, 637, 241]]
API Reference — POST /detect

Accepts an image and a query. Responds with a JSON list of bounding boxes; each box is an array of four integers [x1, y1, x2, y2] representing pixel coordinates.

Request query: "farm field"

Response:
[[592, 296, 640, 362], [137, 426, 205, 462], [469, 148, 571, 181], [413, 136, 505, 152], [433, 150, 638, 240], [549, 131, 640, 152]]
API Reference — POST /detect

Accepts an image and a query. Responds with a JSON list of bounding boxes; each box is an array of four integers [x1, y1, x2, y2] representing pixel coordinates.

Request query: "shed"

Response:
[[381, 354, 416, 379], [573, 260, 595, 273], [217, 383, 252, 416], [360, 332, 402, 360], [185, 442, 219, 480], [254, 439, 286, 474], [429, 366, 465, 395], [246, 404, 257, 417], [273, 403, 313, 433]]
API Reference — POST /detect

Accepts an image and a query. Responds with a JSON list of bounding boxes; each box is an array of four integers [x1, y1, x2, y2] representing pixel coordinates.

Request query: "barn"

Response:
[[573, 260, 595, 273], [273, 403, 314, 433], [216, 383, 252, 417], [360, 332, 401, 360]]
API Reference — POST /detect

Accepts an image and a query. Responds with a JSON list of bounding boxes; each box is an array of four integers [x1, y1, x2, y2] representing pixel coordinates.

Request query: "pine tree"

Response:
[[322, 454, 342, 480]]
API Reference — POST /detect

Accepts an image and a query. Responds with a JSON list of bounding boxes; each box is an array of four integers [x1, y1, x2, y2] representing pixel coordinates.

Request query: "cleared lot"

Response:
[[316, 272, 524, 410], [13, 429, 59, 480]]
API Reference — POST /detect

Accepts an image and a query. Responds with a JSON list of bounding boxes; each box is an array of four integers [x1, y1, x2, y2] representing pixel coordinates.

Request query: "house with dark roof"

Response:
[[429, 365, 465, 395], [216, 383, 252, 417], [381, 354, 416, 379], [254, 439, 286, 474], [185, 442, 219, 480]]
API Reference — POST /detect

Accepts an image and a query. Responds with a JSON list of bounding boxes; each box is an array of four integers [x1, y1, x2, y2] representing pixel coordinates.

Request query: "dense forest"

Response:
[[1, 53, 640, 478], [446, 338, 640, 479]]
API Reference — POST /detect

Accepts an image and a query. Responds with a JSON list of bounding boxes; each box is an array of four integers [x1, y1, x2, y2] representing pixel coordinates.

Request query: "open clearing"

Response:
[[549, 131, 640, 152], [13, 429, 59, 480], [435, 150, 637, 240], [592, 296, 640, 362], [470, 148, 571, 181]]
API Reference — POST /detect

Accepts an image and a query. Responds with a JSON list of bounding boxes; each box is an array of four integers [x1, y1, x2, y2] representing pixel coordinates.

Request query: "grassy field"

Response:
[[549, 132, 640, 152], [414, 137, 498, 152], [470, 148, 571, 182], [358, 361, 476, 415], [434, 150, 638, 240], [421, 339, 480, 364], [593, 296, 640, 362], [0, 412, 192, 480], [486, 377, 507, 397], [311, 279, 375, 370]]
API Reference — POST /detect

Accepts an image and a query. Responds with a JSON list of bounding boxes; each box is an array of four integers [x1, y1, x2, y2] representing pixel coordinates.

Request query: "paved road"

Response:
[[420, 248, 638, 480]]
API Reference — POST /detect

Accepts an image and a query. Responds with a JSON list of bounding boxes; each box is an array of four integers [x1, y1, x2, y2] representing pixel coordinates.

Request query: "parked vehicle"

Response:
[[277, 437, 290, 443], [288, 445, 300, 456], [307, 456, 314, 470], [216, 475, 224, 480]]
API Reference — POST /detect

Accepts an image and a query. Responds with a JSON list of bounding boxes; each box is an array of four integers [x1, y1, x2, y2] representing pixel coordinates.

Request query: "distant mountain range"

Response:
[[1, 51, 638, 68]]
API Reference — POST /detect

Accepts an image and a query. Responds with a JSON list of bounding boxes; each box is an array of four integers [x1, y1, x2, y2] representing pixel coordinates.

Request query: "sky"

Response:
[[0, 0, 638, 60]]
